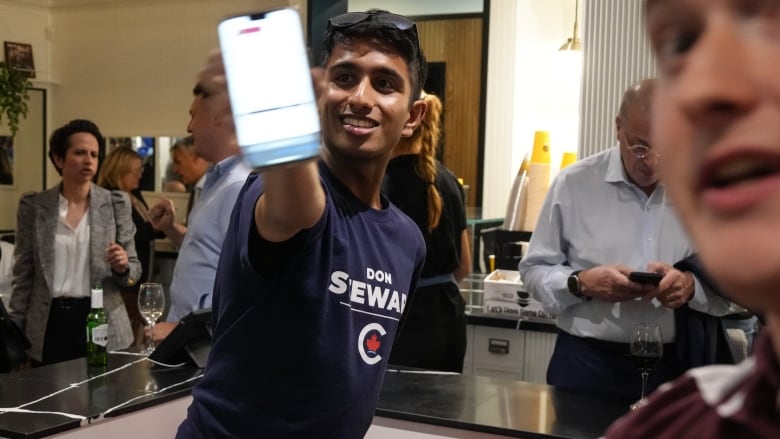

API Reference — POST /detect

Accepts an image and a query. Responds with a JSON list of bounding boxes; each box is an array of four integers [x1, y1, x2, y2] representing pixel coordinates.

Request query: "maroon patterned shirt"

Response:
[[602, 332, 780, 438]]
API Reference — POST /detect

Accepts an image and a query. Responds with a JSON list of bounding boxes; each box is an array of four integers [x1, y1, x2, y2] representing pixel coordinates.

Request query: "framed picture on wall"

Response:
[[3, 41, 35, 78], [0, 136, 13, 186]]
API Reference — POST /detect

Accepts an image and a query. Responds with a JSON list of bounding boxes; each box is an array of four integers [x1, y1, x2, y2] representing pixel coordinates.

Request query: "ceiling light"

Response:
[[559, 0, 581, 51]]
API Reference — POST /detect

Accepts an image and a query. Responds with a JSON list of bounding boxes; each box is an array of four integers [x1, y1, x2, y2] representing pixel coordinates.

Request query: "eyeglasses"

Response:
[[621, 132, 659, 161], [328, 11, 417, 32], [628, 145, 660, 161]]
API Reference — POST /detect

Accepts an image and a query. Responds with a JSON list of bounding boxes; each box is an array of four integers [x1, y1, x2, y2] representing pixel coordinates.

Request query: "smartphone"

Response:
[[629, 271, 663, 286], [218, 8, 321, 169]]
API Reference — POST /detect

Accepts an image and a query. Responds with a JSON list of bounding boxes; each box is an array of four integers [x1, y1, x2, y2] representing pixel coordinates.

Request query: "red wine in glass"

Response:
[[629, 324, 663, 410], [630, 351, 661, 372]]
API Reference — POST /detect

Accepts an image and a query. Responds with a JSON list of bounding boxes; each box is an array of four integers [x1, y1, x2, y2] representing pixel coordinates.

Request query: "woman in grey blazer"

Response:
[[10, 119, 140, 365]]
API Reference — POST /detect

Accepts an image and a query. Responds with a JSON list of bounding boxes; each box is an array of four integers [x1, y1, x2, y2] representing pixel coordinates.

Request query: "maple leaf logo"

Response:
[[358, 323, 386, 365], [365, 333, 381, 353]]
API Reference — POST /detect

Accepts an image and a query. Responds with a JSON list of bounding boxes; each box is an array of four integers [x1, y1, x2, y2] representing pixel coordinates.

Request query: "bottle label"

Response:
[[91, 324, 109, 347], [91, 289, 104, 309]]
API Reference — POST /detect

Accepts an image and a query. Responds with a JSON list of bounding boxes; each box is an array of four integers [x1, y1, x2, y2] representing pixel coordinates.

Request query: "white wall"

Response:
[[48, 0, 289, 136], [0, 1, 52, 85], [481, 0, 580, 219]]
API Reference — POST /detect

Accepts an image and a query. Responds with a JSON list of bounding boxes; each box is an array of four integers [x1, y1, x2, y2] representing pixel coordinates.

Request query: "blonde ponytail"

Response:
[[415, 92, 443, 232]]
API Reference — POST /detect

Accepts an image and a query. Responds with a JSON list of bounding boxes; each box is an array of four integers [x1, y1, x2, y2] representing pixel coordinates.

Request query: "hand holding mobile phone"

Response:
[[629, 271, 663, 286], [218, 8, 321, 169]]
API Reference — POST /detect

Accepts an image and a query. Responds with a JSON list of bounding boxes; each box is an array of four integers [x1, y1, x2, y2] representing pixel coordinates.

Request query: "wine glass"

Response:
[[138, 283, 165, 354], [629, 323, 663, 410]]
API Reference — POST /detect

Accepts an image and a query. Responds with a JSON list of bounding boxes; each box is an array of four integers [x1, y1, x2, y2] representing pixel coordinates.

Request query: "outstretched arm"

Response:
[[196, 51, 325, 243]]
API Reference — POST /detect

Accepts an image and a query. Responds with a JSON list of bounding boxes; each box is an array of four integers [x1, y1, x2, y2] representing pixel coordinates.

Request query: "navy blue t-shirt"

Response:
[[177, 161, 425, 438]]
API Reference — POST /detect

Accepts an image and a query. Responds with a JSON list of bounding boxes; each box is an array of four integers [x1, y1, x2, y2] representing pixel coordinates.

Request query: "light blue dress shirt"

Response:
[[166, 154, 251, 321], [518, 147, 732, 343]]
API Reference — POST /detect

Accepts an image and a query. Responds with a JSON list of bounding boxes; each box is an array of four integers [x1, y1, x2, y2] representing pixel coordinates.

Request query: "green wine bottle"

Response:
[[86, 286, 108, 367]]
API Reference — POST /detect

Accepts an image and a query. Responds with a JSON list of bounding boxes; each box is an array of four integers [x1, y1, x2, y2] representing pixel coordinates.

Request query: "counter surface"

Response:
[[0, 354, 200, 438], [0, 354, 628, 439], [378, 371, 629, 439]]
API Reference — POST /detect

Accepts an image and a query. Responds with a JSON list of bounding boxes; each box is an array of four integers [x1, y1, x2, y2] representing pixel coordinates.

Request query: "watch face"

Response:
[[567, 274, 579, 293]]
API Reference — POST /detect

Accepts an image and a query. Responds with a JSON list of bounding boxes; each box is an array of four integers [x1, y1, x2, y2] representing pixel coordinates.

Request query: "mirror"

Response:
[[104, 135, 183, 193]]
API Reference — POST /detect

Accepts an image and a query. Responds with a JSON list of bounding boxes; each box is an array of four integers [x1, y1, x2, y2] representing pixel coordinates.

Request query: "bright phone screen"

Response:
[[218, 8, 321, 168]]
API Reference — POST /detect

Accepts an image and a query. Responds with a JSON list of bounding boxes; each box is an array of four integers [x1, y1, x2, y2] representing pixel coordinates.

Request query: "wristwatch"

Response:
[[567, 270, 586, 298]]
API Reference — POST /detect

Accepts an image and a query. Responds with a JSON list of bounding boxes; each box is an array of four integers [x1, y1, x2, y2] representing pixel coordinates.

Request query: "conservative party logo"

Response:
[[357, 323, 387, 365]]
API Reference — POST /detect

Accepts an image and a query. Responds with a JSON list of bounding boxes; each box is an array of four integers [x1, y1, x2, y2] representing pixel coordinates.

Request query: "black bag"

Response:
[[149, 308, 212, 368], [0, 300, 30, 373]]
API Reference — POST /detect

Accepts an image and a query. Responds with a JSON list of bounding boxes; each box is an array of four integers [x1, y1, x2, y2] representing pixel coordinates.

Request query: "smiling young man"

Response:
[[175, 9, 428, 438], [602, 1, 780, 437]]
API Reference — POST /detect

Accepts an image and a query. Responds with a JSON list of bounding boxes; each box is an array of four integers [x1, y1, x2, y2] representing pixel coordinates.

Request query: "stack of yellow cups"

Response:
[[560, 151, 577, 170], [522, 131, 552, 231]]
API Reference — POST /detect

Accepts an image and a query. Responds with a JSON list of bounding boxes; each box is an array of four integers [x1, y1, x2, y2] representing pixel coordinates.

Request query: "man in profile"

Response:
[[168, 136, 209, 218], [148, 87, 250, 340]]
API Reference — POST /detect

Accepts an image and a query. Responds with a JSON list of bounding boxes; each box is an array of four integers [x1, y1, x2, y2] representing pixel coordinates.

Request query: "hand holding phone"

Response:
[[629, 271, 663, 286], [218, 8, 321, 169]]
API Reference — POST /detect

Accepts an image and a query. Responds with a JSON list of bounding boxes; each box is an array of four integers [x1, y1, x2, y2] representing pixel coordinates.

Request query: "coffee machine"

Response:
[[480, 227, 532, 271]]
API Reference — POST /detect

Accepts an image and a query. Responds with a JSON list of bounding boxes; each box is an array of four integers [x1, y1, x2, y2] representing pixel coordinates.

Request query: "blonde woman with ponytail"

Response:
[[383, 91, 472, 373]]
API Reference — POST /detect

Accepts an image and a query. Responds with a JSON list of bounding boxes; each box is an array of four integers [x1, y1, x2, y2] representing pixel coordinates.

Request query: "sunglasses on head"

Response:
[[328, 11, 417, 33]]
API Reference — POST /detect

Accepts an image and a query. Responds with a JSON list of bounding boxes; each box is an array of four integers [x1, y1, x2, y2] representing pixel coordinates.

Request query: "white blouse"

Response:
[[52, 194, 91, 298]]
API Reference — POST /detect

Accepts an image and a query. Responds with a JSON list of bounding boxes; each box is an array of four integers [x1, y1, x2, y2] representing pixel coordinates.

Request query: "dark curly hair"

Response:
[[48, 119, 105, 175], [321, 9, 427, 105]]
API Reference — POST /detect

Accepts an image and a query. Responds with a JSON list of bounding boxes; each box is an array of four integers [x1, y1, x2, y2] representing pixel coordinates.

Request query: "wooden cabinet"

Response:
[[464, 324, 555, 384]]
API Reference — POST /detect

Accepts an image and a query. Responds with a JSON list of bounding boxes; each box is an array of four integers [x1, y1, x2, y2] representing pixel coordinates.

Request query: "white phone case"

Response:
[[218, 8, 321, 168]]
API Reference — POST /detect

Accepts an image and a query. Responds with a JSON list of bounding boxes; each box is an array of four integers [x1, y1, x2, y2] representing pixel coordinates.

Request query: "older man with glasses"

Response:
[[518, 78, 734, 404]]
